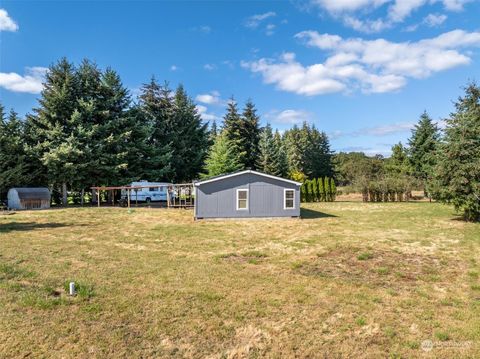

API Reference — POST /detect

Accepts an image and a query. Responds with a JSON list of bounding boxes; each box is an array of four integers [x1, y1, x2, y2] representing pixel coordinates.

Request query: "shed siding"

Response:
[[195, 173, 300, 219], [7, 188, 51, 210]]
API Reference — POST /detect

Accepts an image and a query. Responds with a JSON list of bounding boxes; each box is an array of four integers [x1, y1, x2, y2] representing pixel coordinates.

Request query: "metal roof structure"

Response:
[[11, 188, 50, 200]]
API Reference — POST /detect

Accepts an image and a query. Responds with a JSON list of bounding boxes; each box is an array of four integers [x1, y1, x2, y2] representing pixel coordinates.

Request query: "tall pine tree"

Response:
[[408, 111, 440, 197], [204, 131, 242, 177], [273, 130, 289, 177], [223, 98, 246, 169], [0, 109, 31, 197], [240, 100, 260, 170], [170, 84, 209, 182], [435, 83, 480, 221], [256, 124, 279, 175], [27, 58, 81, 204], [137, 77, 173, 181]]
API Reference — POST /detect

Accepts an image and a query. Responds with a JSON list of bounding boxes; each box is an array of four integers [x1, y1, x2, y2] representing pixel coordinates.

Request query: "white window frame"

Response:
[[284, 189, 295, 210], [236, 189, 249, 211]]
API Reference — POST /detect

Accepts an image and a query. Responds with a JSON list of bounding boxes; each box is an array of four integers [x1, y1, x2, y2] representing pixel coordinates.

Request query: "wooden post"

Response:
[[62, 182, 68, 206], [97, 189, 100, 207], [127, 189, 131, 208]]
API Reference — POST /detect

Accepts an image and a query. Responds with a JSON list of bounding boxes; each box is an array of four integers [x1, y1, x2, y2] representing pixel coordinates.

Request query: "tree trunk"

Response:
[[62, 183, 68, 206], [81, 188, 85, 206]]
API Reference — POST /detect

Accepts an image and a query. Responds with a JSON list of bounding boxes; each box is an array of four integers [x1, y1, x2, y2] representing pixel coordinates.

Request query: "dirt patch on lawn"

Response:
[[217, 251, 268, 264], [296, 247, 462, 290]]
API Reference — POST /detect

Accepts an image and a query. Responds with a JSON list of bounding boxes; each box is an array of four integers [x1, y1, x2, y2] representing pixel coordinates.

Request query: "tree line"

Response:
[[0, 57, 334, 204], [334, 83, 480, 221]]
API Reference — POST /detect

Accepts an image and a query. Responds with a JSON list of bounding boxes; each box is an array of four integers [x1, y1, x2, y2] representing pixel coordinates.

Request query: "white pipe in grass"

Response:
[[69, 282, 76, 296]]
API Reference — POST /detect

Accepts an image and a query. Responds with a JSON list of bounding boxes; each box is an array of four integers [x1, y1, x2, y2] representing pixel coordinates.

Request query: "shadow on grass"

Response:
[[301, 208, 338, 219], [0, 222, 70, 234]]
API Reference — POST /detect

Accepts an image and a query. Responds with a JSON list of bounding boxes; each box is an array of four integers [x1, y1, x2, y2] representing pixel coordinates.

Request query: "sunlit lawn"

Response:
[[1, 202, 479, 357]]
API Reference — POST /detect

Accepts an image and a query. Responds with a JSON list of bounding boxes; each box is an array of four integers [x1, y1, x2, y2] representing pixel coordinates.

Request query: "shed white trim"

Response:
[[236, 188, 249, 210], [194, 170, 302, 186], [284, 188, 295, 210]]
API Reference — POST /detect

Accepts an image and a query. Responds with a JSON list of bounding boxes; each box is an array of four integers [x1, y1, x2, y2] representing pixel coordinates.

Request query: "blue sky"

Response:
[[1, 0, 479, 155]]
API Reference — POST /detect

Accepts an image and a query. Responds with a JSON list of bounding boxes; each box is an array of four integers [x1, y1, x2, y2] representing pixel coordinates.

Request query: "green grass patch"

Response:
[[357, 252, 373, 261]]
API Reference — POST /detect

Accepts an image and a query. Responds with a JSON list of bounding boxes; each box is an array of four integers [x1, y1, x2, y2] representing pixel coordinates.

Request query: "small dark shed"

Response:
[[7, 188, 51, 210], [194, 170, 301, 219]]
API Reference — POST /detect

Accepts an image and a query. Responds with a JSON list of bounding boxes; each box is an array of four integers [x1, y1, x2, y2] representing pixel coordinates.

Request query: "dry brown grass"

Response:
[[1, 202, 479, 358]]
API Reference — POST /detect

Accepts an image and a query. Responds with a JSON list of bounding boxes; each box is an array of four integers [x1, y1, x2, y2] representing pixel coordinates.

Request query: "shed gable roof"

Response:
[[194, 170, 302, 186]]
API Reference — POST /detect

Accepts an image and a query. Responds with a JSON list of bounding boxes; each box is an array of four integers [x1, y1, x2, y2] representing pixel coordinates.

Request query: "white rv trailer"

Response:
[[122, 181, 172, 202]]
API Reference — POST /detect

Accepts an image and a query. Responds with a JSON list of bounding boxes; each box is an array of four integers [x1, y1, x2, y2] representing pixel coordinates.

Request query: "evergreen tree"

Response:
[[318, 177, 325, 202], [301, 182, 307, 202], [210, 120, 218, 143], [324, 177, 330, 202], [312, 178, 319, 202], [283, 122, 334, 178], [256, 124, 279, 175], [306, 180, 313, 202], [283, 125, 303, 174], [408, 111, 440, 197], [330, 178, 337, 201], [386, 142, 412, 176], [83, 64, 132, 189], [273, 130, 289, 177], [0, 109, 30, 197], [27, 58, 81, 204], [223, 98, 246, 169], [306, 125, 334, 178], [138, 77, 173, 181], [240, 100, 260, 170], [435, 83, 480, 221], [204, 132, 242, 177], [170, 84, 209, 182]]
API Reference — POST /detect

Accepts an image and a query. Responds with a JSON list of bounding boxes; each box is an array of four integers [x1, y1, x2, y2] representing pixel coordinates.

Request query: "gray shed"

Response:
[[194, 170, 301, 219], [7, 188, 51, 210]]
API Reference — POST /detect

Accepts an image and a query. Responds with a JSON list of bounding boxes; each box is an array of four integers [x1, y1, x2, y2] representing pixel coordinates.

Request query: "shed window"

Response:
[[236, 189, 248, 210], [284, 189, 295, 209]]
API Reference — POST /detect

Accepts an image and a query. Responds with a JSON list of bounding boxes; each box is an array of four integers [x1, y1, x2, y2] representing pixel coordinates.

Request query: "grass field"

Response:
[[1, 202, 479, 358]]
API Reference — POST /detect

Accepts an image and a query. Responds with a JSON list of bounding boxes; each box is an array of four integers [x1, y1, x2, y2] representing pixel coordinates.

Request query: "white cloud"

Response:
[[203, 64, 217, 71], [194, 25, 211, 33], [244, 11, 276, 28], [196, 105, 221, 122], [243, 29, 480, 96], [353, 122, 414, 136], [307, 0, 469, 33], [423, 13, 447, 27], [442, 0, 470, 11], [309, 0, 389, 13], [265, 109, 312, 124], [0, 9, 18, 32], [170, 65, 178, 71], [0, 67, 47, 94], [195, 90, 222, 105], [343, 16, 391, 33], [265, 23, 276, 36]]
